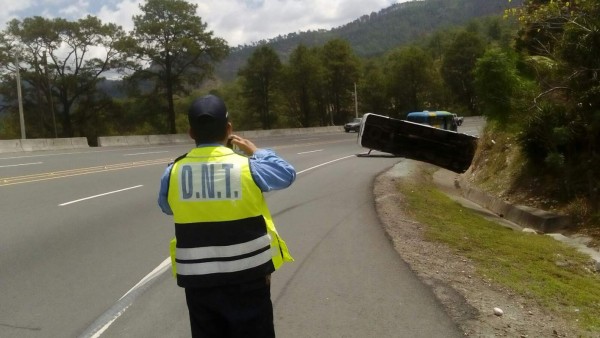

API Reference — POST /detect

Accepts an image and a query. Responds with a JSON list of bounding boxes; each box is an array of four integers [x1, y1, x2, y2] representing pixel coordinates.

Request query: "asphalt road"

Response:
[[0, 121, 482, 337]]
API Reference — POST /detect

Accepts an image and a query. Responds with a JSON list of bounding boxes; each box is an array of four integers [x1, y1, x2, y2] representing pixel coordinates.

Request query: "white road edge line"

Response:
[[86, 258, 172, 338], [120, 258, 171, 301], [88, 154, 356, 337], [59, 185, 143, 206], [82, 258, 172, 338], [0, 161, 43, 168], [88, 306, 131, 338]]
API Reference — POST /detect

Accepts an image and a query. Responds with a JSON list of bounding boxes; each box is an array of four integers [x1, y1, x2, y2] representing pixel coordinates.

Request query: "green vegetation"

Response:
[[238, 45, 283, 130], [0, 0, 228, 140], [0, 15, 127, 139], [396, 168, 600, 332], [471, 0, 600, 229]]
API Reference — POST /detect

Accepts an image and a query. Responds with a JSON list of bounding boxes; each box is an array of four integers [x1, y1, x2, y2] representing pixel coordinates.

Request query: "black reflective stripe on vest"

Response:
[[174, 215, 274, 288], [175, 215, 266, 247]]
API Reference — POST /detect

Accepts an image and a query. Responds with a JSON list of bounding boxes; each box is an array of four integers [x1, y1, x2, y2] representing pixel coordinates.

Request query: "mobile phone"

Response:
[[226, 137, 233, 149]]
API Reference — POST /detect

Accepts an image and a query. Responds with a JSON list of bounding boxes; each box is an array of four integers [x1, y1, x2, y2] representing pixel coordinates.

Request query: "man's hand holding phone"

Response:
[[227, 135, 257, 156]]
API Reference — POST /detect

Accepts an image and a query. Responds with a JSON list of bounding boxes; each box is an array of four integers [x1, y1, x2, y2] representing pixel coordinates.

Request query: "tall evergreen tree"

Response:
[[281, 44, 325, 127], [128, 0, 229, 134], [320, 39, 360, 125], [238, 45, 282, 130], [359, 59, 387, 116], [385, 46, 433, 117]]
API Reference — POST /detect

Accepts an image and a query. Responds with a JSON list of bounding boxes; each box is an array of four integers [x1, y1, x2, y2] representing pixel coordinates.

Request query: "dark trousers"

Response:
[[184, 276, 275, 338]]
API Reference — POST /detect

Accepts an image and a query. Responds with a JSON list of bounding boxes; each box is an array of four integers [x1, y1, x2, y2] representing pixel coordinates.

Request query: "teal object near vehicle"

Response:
[[405, 111, 463, 131]]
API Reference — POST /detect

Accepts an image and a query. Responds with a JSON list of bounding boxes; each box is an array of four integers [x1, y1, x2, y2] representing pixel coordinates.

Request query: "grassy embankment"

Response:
[[396, 167, 600, 332]]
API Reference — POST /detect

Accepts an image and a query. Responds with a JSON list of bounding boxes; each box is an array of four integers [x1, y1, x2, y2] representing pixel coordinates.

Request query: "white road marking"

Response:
[[124, 151, 169, 156], [297, 149, 324, 155], [88, 305, 131, 338], [59, 185, 143, 206], [297, 155, 355, 174], [86, 258, 172, 338], [0, 162, 43, 168], [120, 258, 171, 301]]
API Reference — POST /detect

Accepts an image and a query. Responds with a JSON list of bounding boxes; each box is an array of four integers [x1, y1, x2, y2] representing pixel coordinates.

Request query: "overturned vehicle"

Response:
[[358, 113, 478, 174]]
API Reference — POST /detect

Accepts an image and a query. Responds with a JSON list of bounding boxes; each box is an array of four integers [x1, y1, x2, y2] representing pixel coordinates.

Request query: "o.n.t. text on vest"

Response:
[[178, 162, 242, 201]]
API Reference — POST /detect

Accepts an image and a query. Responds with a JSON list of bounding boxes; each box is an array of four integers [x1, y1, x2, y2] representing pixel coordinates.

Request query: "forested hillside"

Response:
[[217, 0, 522, 80]]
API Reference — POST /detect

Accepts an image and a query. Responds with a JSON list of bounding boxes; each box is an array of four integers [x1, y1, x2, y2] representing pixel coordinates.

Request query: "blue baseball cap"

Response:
[[188, 95, 228, 121]]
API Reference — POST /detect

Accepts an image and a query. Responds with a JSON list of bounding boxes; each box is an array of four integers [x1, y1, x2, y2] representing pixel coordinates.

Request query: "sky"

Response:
[[0, 0, 404, 47]]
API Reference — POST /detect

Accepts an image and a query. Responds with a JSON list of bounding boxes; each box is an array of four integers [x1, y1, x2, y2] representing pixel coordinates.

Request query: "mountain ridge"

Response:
[[216, 0, 522, 81]]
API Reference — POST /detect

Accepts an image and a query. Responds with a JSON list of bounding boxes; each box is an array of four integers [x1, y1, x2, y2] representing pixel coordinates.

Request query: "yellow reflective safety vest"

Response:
[[167, 146, 293, 288]]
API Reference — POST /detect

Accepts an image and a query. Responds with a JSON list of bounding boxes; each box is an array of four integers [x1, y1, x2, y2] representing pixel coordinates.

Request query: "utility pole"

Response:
[[15, 51, 26, 139], [354, 82, 359, 118], [43, 51, 58, 138]]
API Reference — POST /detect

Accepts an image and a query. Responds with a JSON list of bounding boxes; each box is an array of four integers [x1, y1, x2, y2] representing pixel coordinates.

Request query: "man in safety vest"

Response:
[[157, 94, 296, 337]]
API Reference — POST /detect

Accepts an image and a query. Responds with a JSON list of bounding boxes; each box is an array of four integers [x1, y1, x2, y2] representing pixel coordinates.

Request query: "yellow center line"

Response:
[[0, 138, 352, 187], [0, 158, 173, 186]]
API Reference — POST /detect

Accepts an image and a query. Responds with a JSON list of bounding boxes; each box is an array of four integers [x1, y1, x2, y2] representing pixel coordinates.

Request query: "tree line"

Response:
[[0, 0, 598, 216], [220, 16, 515, 130], [0, 0, 515, 144]]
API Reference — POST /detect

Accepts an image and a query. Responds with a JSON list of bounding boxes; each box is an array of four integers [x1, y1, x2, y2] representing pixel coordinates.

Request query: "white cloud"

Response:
[[0, 0, 403, 46], [193, 0, 402, 46], [0, 0, 33, 11], [0, 0, 34, 27], [96, 0, 141, 32], [59, 0, 90, 17]]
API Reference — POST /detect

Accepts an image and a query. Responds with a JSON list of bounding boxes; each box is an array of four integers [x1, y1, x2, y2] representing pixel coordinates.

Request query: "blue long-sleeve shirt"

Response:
[[158, 147, 296, 215]]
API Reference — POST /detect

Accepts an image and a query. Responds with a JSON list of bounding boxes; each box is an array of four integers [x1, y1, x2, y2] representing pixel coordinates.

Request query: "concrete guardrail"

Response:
[[1, 126, 343, 153], [0, 137, 90, 154], [97, 126, 343, 148], [0, 139, 23, 153]]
